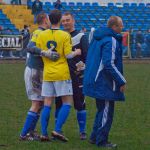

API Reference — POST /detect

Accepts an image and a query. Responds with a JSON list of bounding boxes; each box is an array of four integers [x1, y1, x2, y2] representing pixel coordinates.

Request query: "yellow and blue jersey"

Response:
[[36, 29, 72, 81]]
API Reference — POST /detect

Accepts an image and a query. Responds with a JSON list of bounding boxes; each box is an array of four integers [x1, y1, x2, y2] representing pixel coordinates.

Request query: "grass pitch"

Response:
[[0, 63, 149, 150]]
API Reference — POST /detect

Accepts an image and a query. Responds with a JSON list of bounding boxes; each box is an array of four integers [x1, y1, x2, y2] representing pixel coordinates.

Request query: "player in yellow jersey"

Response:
[[20, 13, 59, 141], [36, 9, 81, 142]]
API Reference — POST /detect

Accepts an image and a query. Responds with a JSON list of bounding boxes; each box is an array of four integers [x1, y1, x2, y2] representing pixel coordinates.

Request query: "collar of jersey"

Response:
[[50, 28, 60, 30], [38, 27, 46, 30]]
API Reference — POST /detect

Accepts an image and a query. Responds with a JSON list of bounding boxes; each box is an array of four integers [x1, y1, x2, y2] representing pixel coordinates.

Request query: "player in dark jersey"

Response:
[[55, 12, 89, 140]]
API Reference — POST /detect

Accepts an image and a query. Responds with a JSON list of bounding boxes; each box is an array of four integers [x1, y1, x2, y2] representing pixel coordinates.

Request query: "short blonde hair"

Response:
[[36, 13, 48, 25]]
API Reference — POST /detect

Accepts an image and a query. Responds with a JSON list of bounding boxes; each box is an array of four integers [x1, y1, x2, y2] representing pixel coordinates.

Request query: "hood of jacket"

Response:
[[93, 27, 122, 42]]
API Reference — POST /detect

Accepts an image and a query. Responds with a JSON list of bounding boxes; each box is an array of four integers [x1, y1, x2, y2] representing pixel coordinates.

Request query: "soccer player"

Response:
[[55, 12, 89, 140], [20, 13, 59, 141], [36, 9, 81, 142]]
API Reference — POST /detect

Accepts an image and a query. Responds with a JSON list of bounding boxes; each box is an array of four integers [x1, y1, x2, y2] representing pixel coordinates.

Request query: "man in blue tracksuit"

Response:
[[83, 16, 126, 148]]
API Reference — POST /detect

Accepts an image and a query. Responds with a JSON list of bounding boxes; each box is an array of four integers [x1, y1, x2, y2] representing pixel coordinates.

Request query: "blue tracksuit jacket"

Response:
[[83, 27, 126, 101]]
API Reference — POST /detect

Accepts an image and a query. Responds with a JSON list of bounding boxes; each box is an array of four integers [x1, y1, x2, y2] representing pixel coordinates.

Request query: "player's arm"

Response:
[[66, 48, 81, 59], [26, 41, 41, 55], [80, 34, 89, 63], [75, 34, 89, 71], [25, 30, 42, 55], [27, 34, 60, 61], [63, 33, 81, 59], [102, 40, 126, 88]]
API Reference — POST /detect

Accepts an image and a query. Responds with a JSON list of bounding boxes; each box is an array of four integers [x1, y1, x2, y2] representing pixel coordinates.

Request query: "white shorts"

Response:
[[24, 66, 43, 101], [42, 80, 73, 97]]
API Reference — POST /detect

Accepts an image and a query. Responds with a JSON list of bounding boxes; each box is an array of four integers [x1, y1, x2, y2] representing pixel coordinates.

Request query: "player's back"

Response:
[[36, 29, 72, 81]]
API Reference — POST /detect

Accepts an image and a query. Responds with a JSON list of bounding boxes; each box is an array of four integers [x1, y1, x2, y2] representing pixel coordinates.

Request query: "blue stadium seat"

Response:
[[140, 14, 148, 19], [138, 18, 146, 23], [133, 13, 140, 19], [61, 2, 67, 6], [90, 17, 97, 23], [112, 7, 119, 12], [135, 7, 143, 12], [130, 3, 137, 8], [138, 3, 145, 7], [128, 8, 136, 13], [108, 3, 114, 7], [68, 2, 75, 6], [125, 14, 132, 19], [129, 19, 137, 24], [143, 7, 150, 13], [81, 8, 89, 13], [86, 22, 95, 27], [82, 17, 89, 23], [79, 22, 87, 26], [108, 3, 114, 8], [76, 2, 83, 6], [146, 3, 150, 7], [45, 2, 51, 6], [92, 2, 98, 6], [76, 13, 83, 19], [104, 7, 113, 12], [127, 22, 134, 28], [0, 16, 7, 20], [144, 23, 150, 29], [123, 3, 129, 8], [84, 2, 90, 6], [63, 6, 72, 11], [88, 8, 97, 14], [85, 14, 93, 19], [75, 16, 80, 20], [13, 31, 20, 35], [43, 7, 48, 12], [93, 12, 100, 16]]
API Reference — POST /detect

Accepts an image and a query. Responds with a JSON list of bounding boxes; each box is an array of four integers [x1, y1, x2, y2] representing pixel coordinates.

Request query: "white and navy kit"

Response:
[[56, 30, 88, 111], [68, 30, 88, 110]]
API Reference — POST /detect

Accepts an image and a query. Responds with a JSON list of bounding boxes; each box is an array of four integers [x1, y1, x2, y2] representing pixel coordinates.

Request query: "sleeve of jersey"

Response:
[[80, 35, 89, 62], [63, 33, 72, 56], [30, 31, 38, 43], [35, 33, 43, 50], [27, 41, 36, 48], [102, 40, 126, 87]]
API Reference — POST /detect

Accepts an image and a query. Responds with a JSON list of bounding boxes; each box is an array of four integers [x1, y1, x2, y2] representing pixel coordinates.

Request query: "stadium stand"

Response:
[[0, 4, 37, 33], [0, 1, 149, 58], [0, 7, 19, 34], [27, 1, 150, 32], [0, 1, 149, 33]]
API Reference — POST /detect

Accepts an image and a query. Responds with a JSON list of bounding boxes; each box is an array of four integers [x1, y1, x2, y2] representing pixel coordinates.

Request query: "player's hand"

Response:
[[120, 85, 126, 92], [76, 61, 85, 71], [41, 50, 60, 61], [74, 48, 81, 56]]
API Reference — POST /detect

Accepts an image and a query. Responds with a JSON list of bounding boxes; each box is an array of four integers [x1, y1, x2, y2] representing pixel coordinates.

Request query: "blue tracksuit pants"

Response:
[[90, 99, 115, 146]]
